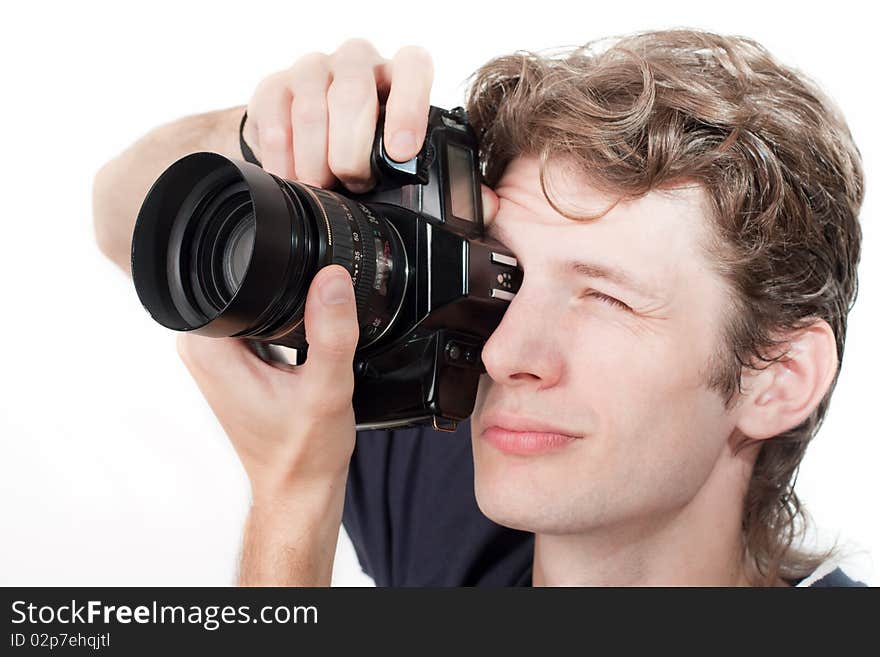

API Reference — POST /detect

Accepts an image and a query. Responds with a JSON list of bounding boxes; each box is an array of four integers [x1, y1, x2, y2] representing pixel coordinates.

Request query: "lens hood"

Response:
[[131, 152, 305, 337]]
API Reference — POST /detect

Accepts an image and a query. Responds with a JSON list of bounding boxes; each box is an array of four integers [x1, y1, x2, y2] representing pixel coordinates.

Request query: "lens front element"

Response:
[[131, 152, 408, 351]]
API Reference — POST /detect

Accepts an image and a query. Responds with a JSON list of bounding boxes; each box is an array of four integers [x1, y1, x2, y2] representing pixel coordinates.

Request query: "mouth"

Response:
[[481, 427, 580, 456], [479, 411, 583, 456]]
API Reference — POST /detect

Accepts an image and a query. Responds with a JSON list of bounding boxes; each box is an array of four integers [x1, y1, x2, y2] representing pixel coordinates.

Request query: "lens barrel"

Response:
[[131, 152, 407, 350]]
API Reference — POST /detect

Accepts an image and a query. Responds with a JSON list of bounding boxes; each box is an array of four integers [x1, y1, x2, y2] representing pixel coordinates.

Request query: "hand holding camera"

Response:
[[242, 39, 433, 191], [240, 38, 498, 231], [176, 262, 359, 507], [133, 41, 522, 434], [174, 40, 442, 503], [170, 40, 459, 584]]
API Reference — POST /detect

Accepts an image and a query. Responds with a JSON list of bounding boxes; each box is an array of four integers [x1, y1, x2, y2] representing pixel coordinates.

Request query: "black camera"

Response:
[[131, 105, 522, 431]]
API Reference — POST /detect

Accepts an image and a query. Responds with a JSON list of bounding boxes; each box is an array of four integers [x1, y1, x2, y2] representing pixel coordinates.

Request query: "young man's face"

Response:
[[471, 156, 743, 535]]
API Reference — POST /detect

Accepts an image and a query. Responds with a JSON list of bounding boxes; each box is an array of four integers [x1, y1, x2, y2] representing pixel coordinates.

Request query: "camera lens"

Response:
[[222, 212, 255, 294], [131, 152, 409, 350]]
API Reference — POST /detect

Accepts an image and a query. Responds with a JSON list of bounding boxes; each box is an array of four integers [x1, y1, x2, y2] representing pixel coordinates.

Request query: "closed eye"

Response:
[[581, 290, 632, 312]]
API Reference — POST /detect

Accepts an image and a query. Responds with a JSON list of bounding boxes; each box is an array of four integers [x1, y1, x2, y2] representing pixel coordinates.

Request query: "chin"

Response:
[[473, 470, 529, 531], [472, 447, 604, 534]]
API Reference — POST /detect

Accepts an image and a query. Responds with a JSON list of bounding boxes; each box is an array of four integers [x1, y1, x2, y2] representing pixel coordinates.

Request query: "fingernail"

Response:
[[388, 131, 417, 161], [320, 272, 353, 305]]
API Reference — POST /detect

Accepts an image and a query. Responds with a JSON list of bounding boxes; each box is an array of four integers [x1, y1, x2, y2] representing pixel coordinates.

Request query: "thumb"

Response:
[[481, 184, 499, 226], [300, 264, 360, 395]]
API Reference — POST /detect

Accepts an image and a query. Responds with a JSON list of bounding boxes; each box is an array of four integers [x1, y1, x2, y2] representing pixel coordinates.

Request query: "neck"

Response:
[[532, 444, 767, 587]]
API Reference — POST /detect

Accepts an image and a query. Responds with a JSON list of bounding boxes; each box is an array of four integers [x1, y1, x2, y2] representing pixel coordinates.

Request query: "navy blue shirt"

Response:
[[343, 418, 865, 587]]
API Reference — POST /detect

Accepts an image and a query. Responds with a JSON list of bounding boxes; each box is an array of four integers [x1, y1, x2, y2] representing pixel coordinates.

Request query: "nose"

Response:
[[480, 287, 564, 390]]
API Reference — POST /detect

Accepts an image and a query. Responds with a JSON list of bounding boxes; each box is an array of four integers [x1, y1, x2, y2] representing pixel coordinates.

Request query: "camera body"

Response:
[[337, 106, 523, 430], [131, 105, 522, 432]]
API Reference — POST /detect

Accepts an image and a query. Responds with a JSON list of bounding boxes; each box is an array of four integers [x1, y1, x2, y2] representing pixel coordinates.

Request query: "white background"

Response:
[[1, 0, 877, 586]]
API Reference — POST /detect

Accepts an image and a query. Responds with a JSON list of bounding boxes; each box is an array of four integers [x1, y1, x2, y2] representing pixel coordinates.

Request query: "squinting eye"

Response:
[[582, 291, 631, 312]]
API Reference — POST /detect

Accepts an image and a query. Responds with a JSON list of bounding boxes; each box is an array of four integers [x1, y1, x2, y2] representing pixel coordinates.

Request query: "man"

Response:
[[92, 30, 865, 586]]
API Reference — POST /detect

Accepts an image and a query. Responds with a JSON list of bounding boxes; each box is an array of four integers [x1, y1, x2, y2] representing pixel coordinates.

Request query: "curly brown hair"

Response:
[[465, 29, 864, 585]]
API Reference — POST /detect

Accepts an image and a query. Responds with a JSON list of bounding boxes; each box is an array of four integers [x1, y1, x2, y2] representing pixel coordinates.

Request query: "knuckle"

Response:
[[291, 51, 330, 76], [319, 328, 360, 356], [253, 70, 287, 97], [259, 125, 291, 151], [333, 38, 378, 64], [394, 44, 433, 70], [291, 99, 327, 126], [328, 73, 376, 104]]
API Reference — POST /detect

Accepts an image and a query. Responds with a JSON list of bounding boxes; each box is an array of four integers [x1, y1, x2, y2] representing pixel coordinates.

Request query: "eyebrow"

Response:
[[564, 260, 649, 295], [486, 222, 655, 299]]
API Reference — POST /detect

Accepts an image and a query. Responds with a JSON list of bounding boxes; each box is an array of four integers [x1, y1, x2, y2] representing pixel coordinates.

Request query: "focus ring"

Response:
[[350, 210, 377, 314], [329, 207, 353, 271], [311, 189, 377, 319]]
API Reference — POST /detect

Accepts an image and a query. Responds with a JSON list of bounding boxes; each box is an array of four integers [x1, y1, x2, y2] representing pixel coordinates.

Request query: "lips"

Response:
[[479, 411, 582, 456]]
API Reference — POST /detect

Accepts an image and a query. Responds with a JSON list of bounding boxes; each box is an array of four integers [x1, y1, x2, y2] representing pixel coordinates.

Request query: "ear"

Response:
[[735, 320, 839, 441]]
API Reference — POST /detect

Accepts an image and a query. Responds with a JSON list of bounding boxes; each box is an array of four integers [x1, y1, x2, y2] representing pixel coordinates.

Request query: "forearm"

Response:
[[91, 105, 245, 274], [238, 477, 348, 587]]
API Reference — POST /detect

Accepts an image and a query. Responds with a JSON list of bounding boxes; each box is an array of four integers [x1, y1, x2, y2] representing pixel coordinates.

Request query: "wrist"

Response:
[[240, 475, 348, 587], [250, 468, 348, 514]]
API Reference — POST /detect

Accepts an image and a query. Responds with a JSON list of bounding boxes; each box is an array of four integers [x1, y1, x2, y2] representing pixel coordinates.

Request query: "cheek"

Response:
[[470, 303, 735, 530], [567, 319, 734, 510], [568, 311, 719, 439]]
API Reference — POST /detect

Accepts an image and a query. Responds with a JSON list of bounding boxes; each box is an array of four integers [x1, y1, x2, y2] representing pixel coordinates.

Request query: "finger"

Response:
[[299, 265, 360, 410], [327, 39, 384, 193], [481, 184, 500, 226], [383, 45, 434, 162], [289, 57, 335, 188], [254, 82, 295, 179]]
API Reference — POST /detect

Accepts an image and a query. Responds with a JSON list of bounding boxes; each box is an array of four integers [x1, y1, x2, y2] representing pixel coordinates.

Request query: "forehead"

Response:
[[489, 157, 717, 287]]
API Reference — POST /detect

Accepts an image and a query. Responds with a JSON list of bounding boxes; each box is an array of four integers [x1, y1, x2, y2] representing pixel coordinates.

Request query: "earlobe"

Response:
[[735, 320, 838, 441]]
